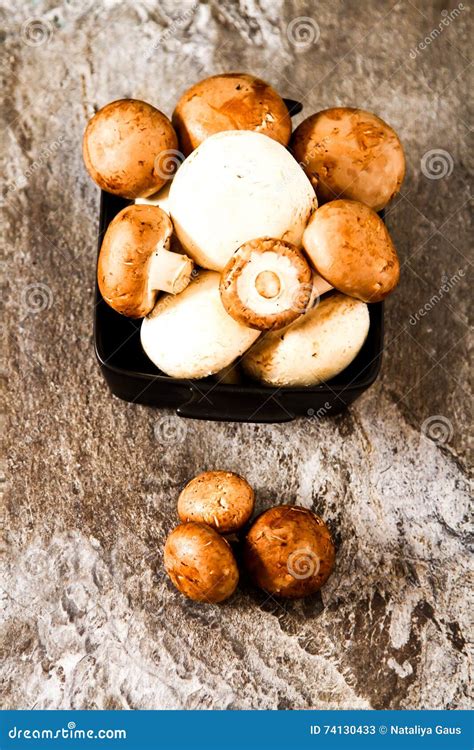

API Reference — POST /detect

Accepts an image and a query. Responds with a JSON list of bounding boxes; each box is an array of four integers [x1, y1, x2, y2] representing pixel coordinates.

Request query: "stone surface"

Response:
[[1, 0, 472, 710]]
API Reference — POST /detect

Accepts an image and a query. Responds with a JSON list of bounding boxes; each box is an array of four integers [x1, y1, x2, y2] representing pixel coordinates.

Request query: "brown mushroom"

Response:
[[291, 107, 405, 211], [303, 199, 400, 303], [178, 471, 255, 534], [83, 99, 179, 199], [172, 73, 291, 156], [219, 238, 313, 331], [164, 522, 239, 603], [243, 506, 335, 598], [98, 204, 193, 318]]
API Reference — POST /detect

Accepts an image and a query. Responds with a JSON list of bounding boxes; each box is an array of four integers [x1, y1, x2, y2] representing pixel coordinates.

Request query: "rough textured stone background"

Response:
[[1, 0, 472, 710]]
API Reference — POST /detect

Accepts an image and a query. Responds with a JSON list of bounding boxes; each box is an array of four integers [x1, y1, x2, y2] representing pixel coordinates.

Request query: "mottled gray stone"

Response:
[[0, 0, 472, 710]]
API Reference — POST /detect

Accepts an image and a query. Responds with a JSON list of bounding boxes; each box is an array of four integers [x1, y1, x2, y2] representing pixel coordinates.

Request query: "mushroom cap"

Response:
[[169, 130, 317, 271], [220, 238, 313, 331], [244, 506, 335, 598], [242, 292, 370, 387], [164, 522, 239, 603], [83, 99, 178, 199], [172, 73, 291, 155], [290, 107, 405, 211], [140, 271, 260, 379], [303, 199, 400, 302], [98, 204, 173, 318], [178, 471, 255, 534]]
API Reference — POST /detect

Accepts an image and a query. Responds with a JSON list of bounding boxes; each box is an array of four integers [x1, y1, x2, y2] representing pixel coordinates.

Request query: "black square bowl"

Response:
[[93, 100, 384, 423], [94, 193, 383, 423]]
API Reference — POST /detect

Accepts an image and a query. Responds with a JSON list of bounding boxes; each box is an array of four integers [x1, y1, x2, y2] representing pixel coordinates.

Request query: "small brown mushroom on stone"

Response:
[[243, 505, 335, 598], [178, 471, 255, 534], [164, 522, 239, 603], [172, 73, 292, 156]]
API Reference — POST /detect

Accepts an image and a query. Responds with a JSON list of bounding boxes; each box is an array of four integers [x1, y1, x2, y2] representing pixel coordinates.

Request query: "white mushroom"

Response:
[[135, 180, 172, 214], [141, 271, 260, 379], [169, 130, 317, 271], [242, 293, 370, 387]]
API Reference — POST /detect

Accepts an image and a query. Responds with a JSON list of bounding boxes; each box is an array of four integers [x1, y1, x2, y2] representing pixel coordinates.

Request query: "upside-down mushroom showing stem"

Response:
[[219, 237, 313, 331]]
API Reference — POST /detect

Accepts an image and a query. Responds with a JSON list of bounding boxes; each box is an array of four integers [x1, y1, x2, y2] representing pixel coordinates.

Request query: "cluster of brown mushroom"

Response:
[[84, 73, 405, 387], [164, 470, 335, 604]]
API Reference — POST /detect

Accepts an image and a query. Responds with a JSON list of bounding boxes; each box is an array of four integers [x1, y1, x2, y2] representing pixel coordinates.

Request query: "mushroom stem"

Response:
[[148, 244, 194, 295], [220, 238, 313, 331], [311, 273, 333, 299]]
